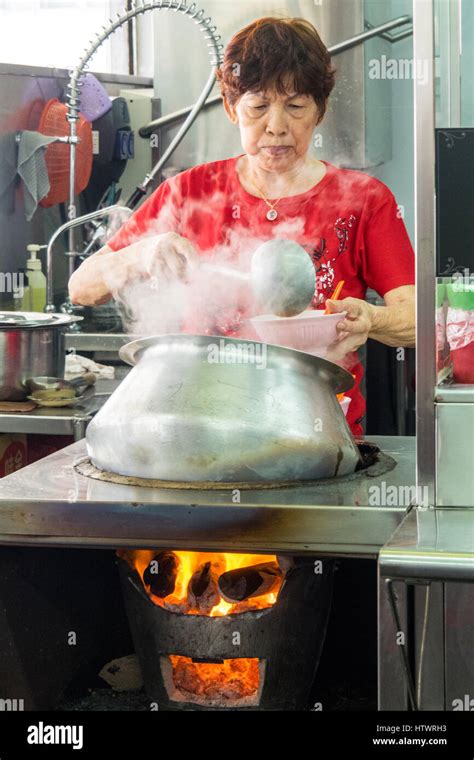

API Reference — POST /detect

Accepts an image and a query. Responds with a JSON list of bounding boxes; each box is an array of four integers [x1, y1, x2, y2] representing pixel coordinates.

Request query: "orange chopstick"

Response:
[[324, 279, 345, 314]]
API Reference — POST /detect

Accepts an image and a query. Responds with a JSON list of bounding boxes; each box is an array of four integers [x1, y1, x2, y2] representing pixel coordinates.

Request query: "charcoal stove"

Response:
[[74, 441, 393, 711], [118, 552, 335, 711]]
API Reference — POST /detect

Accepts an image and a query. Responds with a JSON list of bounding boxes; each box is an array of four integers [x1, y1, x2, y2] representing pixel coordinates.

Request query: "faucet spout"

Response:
[[45, 204, 133, 313]]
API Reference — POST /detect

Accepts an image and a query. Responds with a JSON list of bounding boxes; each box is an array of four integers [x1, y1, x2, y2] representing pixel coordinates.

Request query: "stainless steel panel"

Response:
[[435, 385, 474, 403], [379, 508, 474, 711], [0, 435, 413, 552], [445, 583, 474, 710], [380, 576, 474, 711], [436, 403, 474, 507], [414, 0, 437, 507], [65, 332, 130, 353], [435, 0, 462, 127], [379, 509, 474, 582], [378, 575, 409, 710]]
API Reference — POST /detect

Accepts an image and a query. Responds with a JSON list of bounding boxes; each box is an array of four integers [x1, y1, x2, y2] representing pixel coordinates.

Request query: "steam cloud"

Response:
[[102, 164, 391, 375], [106, 191, 315, 340]]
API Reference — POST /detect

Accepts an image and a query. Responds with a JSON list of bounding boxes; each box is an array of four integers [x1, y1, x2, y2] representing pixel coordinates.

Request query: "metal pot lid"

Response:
[[119, 333, 355, 395], [0, 311, 82, 329]]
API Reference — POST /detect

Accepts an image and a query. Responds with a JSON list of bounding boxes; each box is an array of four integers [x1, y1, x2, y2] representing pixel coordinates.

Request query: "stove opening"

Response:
[[118, 550, 284, 616], [161, 655, 265, 708]]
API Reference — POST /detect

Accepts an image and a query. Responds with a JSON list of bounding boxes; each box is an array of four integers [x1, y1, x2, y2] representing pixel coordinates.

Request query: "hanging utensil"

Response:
[[37, 98, 93, 207], [201, 239, 316, 318]]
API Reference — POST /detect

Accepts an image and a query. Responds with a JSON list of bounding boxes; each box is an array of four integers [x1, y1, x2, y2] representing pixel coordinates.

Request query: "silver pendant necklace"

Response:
[[250, 177, 288, 222], [247, 159, 319, 222]]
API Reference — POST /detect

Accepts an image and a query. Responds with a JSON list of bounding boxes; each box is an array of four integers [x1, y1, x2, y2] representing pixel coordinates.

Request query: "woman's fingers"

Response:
[[161, 250, 186, 279], [325, 298, 346, 313], [327, 297, 358, 331], [324, 296, 374, 360], [140, 232, 199, 282], [173, 235, 200, 270], [326, 333, 365, 362], [336, 317, 370, 334], [327, 297, 373, 334]]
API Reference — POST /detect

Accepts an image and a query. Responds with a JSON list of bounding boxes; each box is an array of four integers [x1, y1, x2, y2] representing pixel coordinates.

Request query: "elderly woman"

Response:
[[69, 17, 415, 436]]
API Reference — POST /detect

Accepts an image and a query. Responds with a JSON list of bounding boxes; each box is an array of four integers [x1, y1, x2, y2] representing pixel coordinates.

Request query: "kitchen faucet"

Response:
[[45, 204, 133, 315]]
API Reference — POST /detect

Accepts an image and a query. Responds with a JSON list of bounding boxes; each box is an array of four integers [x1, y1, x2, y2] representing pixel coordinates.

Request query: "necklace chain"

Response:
[[251, 177, 294, 209], [250, 173, 299, 221]]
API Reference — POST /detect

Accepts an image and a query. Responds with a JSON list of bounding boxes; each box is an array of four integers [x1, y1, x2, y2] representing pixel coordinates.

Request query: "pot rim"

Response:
[[0, 311, 82, 330], [119, 333, 355, 395]]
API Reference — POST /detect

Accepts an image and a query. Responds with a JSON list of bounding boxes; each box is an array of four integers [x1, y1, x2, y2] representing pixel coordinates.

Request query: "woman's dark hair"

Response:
[[216, 17, 336, 124]]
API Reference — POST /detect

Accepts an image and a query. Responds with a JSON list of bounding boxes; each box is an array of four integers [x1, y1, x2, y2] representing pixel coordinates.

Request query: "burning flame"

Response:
[[119, 549, 283, 617]]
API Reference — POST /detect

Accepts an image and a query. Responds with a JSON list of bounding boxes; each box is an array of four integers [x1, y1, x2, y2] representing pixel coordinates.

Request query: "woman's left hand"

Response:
[[324, 297, 374, 362]]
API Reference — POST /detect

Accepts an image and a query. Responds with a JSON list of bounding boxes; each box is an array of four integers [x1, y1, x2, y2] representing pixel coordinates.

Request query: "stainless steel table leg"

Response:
[[386, 578, 418, 711], [72, 417, 88, 442]]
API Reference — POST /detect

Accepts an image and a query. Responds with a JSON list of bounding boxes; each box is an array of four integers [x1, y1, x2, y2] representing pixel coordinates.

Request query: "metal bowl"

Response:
[[86, 334, 360, 483], [25, 372, 96, 394]]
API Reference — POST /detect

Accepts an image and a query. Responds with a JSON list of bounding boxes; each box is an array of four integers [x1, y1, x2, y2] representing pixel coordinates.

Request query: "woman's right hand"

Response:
[[69, 232, 200, 306], [130, 232, 200, 283]]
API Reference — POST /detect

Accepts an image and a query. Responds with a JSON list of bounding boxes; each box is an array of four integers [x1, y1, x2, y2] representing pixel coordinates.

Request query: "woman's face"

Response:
[[225, 85, 320, 173]]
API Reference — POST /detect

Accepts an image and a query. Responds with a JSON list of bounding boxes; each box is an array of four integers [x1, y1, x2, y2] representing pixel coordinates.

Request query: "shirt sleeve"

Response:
[[106, 176, 182, 252], [360, 185, 415, 297]]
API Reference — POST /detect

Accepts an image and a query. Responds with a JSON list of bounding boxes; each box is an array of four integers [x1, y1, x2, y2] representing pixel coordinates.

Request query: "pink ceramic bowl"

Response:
[[249, 310, 346, 354]]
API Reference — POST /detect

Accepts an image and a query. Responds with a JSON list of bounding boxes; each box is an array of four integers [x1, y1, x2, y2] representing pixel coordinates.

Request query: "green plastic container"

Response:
[[446, 282, 474, 310], [436, 282, 446, 307]]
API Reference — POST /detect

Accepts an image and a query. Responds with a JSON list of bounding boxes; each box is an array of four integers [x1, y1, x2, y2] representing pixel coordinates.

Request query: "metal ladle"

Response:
[[201, 239, 316, 317]]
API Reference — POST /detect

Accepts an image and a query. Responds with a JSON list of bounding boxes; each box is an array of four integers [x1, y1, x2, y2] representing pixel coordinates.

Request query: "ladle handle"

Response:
[[200, 263, 249, 282]]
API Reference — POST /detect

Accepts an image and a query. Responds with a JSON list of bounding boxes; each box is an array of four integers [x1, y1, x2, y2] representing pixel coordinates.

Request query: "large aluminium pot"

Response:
[[0, 312, 81, 401], [86, 334, 360, 484]]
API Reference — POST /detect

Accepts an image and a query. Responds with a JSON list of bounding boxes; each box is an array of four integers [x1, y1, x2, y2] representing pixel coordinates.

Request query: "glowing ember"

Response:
[[168, 655, 260, 703], [118, 549, 284, 616]]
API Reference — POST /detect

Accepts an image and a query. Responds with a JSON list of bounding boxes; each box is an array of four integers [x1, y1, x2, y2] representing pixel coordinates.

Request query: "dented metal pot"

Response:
[[86, 334, 360, 483]]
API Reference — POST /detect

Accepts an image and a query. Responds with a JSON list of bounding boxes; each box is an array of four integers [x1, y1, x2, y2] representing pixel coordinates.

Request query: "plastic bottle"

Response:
[[26, 244, 47, 312], [12, 275, 24, 311], [15, 268, 31, 311]]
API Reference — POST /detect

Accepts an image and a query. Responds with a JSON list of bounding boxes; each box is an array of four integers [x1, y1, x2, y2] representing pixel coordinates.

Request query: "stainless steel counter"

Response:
[[0, 435, 415, 555], [64, 333, 129, 353], [0, 375, 127, 439], [379, 507, 474, 582]]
